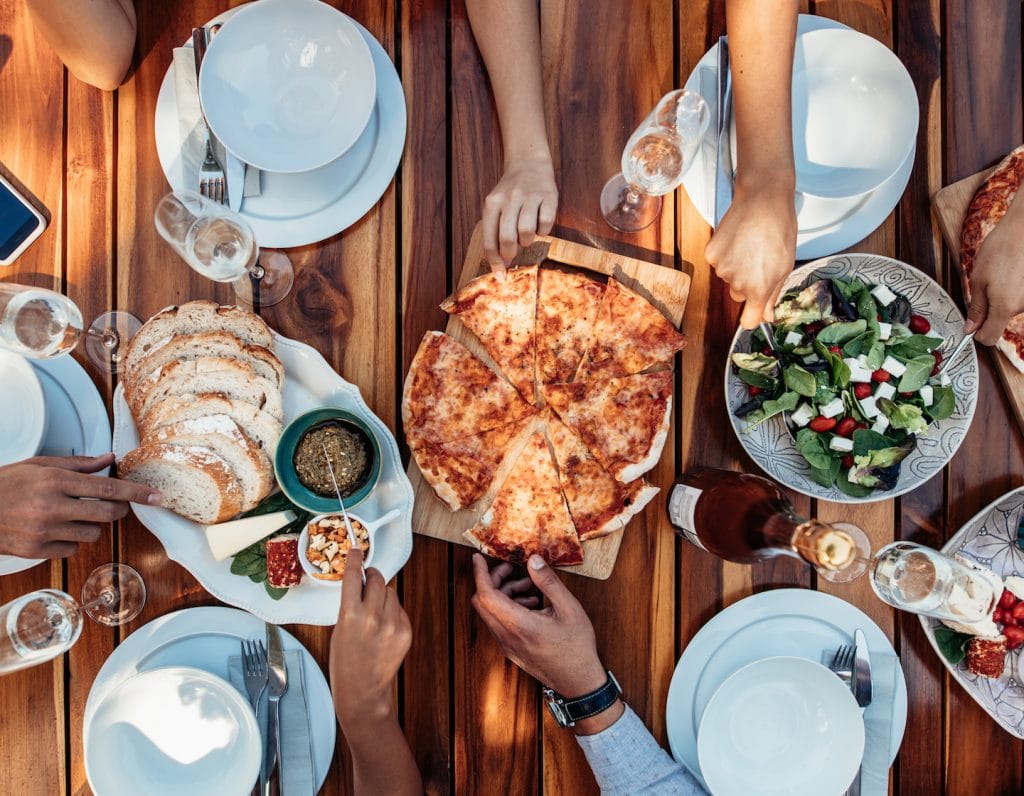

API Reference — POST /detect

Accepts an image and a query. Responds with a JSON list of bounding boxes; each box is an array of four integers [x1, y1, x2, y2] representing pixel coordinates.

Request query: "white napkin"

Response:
[[860, 652, 900, 796], [228, 650, 318, 796], [171, 47, 261, 211]]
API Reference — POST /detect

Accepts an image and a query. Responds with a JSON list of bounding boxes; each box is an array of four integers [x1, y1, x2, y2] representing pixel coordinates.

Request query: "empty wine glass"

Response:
[[601, 89, 710, 233], [0, 282, 139, 374], [154, 191, 294, 310]]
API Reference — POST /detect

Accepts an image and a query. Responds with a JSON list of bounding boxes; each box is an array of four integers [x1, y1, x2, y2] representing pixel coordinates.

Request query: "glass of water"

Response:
[[154, 191, 294, 309], [0, 589, 82, 675], [601, 89, 710, 233]]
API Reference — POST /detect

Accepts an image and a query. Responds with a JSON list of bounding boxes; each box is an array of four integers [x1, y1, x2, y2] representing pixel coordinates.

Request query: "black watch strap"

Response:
[[543, 671, 622, 728]]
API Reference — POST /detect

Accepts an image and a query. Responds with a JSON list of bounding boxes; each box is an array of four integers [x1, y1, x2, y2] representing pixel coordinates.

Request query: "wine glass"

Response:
[[600, 89, 710, 233], [0, 282, 140, 374], [153, 191, 294, 310]]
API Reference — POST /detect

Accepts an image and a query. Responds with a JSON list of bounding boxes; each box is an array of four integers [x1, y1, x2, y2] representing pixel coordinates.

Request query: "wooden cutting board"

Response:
[[932, 163, 1024, 434], [406, 223, 691, 580]]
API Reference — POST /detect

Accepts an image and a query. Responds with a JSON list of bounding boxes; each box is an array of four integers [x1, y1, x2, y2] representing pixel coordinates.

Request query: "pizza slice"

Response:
[[547, 414, 659, 541], [543, 371, 673, 483], [403, 331, 537, 449], [997, 315, 1024, 373], [440, 266, 540, 402], [413, 417, 534, 511], [465, 432, 584, 567], [574, 278, 686, 381], [535, 268, 606, 385]]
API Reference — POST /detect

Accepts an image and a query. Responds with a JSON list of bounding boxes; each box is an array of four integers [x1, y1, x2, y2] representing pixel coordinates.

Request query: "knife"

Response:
[[191, 27, 229, 207], [846, 628, 873, 796], [262, 622, 289, 796], [713, 35, 734, 227]]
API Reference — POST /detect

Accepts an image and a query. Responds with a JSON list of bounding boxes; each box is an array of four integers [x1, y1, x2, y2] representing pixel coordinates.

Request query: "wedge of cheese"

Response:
[[204, 510, 297, 561]]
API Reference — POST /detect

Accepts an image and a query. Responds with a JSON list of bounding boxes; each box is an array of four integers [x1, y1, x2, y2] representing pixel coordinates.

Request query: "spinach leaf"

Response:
[[878, 399, 929, 435], [264, 582, 290, 601], [815, 340, 851, 389], [741, 391, 799, 431], [842, 329, 877, 358], [731, 352, 781, 378], [737, 368, 777, 390], [240, 492, 296, 518], [817, 319, 868, 345], [927, 386, 956, 421], [888, 334, 944, 360], [808, 458, 840, 489], [897, 355, 937, 393], [933, 625, 973, 665], [866, 341, 886, 371], [852, 428, 896, 456], [795, 427, 833, 470], [836, 467, 873, 498], [784, 365, 818, 398], [831, 277, 861, 301]]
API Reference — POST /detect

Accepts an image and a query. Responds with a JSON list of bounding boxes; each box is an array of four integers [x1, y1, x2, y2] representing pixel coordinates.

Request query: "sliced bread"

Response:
[[149, 416, 274, 510], [140, 393, 283, 457], [118, 442, 243, 524]]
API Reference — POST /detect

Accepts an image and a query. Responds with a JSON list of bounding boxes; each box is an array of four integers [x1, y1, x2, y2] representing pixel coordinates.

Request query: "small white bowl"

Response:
[[199, 0, 377, 174], [0, 350, 47, 466], [697, 656, 864, 796], [298, 508, 400, 585]]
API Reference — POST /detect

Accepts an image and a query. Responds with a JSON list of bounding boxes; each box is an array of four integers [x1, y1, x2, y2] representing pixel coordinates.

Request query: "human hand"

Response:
[[0, 453, 160, 559], [481, 155, 558, 275], [964, 212, 1024, 345], [330, 549, 412, 729], [705, 181, 797, 329]]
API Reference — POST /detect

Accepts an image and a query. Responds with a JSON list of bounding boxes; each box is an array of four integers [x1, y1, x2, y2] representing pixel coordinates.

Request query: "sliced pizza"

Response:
[[440, 266, 540, 402], [574, 278, 686, 381], [412, 417, 534, 511], [547, 414, 659, 540], [543, 371, 673, 483], [465, 432, 584, 567], [997, 315, 1024, 373], [403, 331, 537, 449], [535, 268, 606, 385]]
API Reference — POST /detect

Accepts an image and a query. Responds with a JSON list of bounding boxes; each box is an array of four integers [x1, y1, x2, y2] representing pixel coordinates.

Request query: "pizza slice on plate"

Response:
[[440, 266, 540, 402], [465, 432, 584, 566], [403, 331, 537, 450], [547, 414, 659, 541], [535, 268, 606, 385], [543, 371, 673, 483], [574, 278, 686, 381]]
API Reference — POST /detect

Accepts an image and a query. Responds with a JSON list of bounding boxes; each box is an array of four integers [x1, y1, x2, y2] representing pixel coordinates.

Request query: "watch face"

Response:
[[544, 696, 572, 727]]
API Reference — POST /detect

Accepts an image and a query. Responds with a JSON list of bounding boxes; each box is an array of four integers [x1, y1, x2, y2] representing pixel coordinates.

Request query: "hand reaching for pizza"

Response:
[[705, 181, 797, 329], [481, 155, 558, 276], [964, 192, 1024, 346], [471, 553, 624, 734]]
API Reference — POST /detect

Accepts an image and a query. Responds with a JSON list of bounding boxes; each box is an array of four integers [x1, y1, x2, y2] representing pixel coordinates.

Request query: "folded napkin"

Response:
[[172, 47, 261, 211], [228, 650, 317, 796]]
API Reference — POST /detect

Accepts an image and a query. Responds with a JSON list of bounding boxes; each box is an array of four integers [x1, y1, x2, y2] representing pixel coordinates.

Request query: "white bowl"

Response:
[[84, 666, 260, 796], [697, 656, 864, 796], [0, 351, 47, 466], [199, 0, 377, 174], [298, 508, 400, 585], [792, 28, 918, 199]]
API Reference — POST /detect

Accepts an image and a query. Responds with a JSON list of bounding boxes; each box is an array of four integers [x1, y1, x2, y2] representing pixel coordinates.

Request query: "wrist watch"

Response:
[[543, 671, 622, 728]]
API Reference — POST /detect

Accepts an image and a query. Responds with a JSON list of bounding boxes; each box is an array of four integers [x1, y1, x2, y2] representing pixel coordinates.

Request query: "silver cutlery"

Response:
[[321, 442, 366, 583], [830, 630, 873, 796], [262, 622, 289, 796], [240, 638, 269, 712], [713, 35, 734, 228], [191, 27, 227, 205], [935, 330, 975, 380]]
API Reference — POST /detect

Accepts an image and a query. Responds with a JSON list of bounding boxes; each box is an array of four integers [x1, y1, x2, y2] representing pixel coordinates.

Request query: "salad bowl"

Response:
[[726, 254, 978, 503]]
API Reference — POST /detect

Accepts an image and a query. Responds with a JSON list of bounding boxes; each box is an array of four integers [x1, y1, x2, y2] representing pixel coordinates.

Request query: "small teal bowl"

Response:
[[274, 408, 382, 514]]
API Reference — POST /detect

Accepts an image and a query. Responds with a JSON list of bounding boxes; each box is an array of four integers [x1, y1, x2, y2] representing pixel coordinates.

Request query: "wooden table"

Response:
[[1, 0, 1022, 793]]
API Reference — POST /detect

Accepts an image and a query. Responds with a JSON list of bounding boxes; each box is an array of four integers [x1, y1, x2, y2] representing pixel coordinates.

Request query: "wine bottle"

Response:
[[667, 466, 869, 582]]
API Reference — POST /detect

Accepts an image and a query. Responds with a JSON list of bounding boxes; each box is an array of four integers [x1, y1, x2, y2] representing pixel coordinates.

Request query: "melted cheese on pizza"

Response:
[[535, 269, 605, 385]]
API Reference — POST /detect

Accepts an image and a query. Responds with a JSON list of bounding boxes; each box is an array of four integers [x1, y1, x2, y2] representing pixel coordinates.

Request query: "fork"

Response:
[[240, 638, 269, 713], [192, 27, 227, 205], [829, 644, 861, 796]]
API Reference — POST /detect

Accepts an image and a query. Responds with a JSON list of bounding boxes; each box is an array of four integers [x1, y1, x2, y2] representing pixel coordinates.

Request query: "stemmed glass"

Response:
[[600, 89, 711, 233], [0, 282, 140, 374], [153, 191, 294, 310]]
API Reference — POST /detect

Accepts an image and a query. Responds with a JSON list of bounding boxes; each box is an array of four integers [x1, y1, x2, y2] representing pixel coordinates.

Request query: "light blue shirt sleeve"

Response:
[[574, 704, 706, 795]]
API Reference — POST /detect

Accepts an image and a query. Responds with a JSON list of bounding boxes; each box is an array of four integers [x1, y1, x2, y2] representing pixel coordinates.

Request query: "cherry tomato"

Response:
[[1005, 625, 1024, 650], [841, 454, 854, 469], [835, 417, 857, 438], [931, 350, 943, 377], [761, 345, 775, 356], [876, 313, 882, 321], [999, 590, 1017, 610], [1011, 602, 1024, 621], [899, 391, 915, 398], [828, 345, 842, 355], [909, 314, 931, 334], [871, 369, 891, 383], [805, 321, 825, 335], [853, 383, 873, 399], [855, 422, 868, 430], [809, 416, 838, 433], [994, 607, 1005, 624], [748, 385, 764, 397]]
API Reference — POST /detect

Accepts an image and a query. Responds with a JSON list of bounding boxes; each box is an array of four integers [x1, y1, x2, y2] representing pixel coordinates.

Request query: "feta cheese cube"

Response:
[[921, 385, 933, 406], [871, 284, 898, 306], [872, 415, 891, 434], [829, 436, 854, 452], [875, 382, 896, 401], [877, 321, 892, 340], [857, 354, 870, 368], [859, 396, 879, 419], [881, 356, 906, 377], [844, 358, 873, 382], [784, 330, 803, 346], [790, 402, 815, 427], [820, 397, 845, 418], [939, 371, 952, 387]]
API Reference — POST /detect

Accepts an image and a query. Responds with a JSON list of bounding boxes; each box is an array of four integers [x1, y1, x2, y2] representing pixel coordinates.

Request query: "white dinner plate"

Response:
[[155, 8, 406, 248], [0, 355, 112, 577], [0, 350, 46, 466], [86, 665, 261, 796], [681, 14, 915, 260], [84, 607, 335, 792], [665, 588, 907, 789], [111, 331, 414, 625]]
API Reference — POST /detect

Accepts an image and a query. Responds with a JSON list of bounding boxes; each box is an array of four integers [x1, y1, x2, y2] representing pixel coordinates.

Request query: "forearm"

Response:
[[726, 0, 798, 190], [465, 0, 551, 164], [25, 0, 136, 90], [341, 709, 423, 795]]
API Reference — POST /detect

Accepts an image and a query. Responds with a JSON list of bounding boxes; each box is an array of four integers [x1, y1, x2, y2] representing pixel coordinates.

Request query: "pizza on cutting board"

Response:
[[404, 263, 683, 567], [960, 143, 1024, 372]]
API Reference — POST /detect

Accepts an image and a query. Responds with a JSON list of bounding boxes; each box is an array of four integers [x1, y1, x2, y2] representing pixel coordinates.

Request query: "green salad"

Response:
[[731, 276, 956, 497]]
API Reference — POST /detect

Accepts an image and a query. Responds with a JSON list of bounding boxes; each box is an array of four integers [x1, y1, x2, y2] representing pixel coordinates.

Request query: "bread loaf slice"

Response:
[[140, 393, 283, 457], [130, 357, 284, 424], [149, 416, 274, 510], [118, 443, 243, 524]]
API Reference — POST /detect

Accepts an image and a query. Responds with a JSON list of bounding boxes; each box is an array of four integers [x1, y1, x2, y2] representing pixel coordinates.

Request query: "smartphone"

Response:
[[0, 174, 46, 266]]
